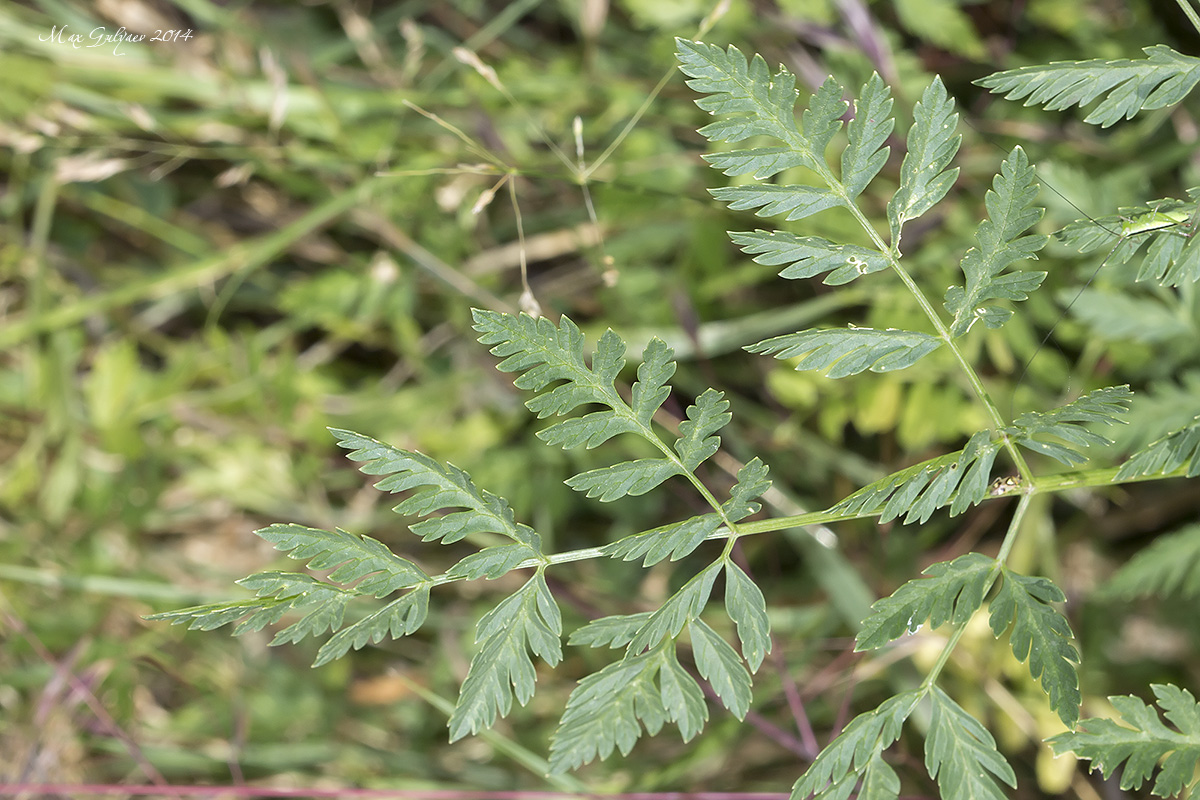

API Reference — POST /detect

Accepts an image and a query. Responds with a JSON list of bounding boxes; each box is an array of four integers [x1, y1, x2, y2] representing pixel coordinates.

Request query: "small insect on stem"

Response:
[[988, 475, 1022, 497]]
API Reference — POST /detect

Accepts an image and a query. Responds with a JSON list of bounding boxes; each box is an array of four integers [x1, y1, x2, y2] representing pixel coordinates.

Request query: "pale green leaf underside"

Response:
[[331, 427, 541, 554], [549, 645, 705, 773], [675, 389, 730, 470], [978, 45, 1200, 128], [628, 561, 722, 654], [747, 327, 942, 378], [690, 618, 752, 719], [842, 73, 894, 200], [944, 146, 1048, 337], [314, 587, 430, 667], [711, 185, 843, 222], [1005, 385, 1132, 466], [856, 553, 994, 651], [256, 523, 428, 596], [790, 691, 920, 800], [600, 515, 722, 566], [830, 430, 1000, 523], [989, 568, 1080, 728], [1116, 416, 1200, 480], [888, 76, 961, 247], [729, 231, 890, 286], [566, 458, 680, 502], [1105, 523, 1200, 598], [1049, 684, 1200, 797], [926, 687, 1018, 800], [722, 458, 771, 522], [449, 574, 562, 742], [724, 560, 771, 673], [568, 612, 654, 649]]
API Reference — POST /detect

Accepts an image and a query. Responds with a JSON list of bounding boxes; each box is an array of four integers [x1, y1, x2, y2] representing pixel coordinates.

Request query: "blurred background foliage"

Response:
[[1, 0, 1199, 794]]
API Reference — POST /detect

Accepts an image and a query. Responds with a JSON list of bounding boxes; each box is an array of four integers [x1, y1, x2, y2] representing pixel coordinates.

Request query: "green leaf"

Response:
[[255, 523, 428, 596], [675, 39, 801, 144], [449, 573, 562, 741], [147, 598, 294, 632], [728, 231, 891, 286], [447, 543, 540, 580], [659, 647, 709, 741], [312, 586, 430, 667], [472, 311, 621, 418], [841, 73, 895, 200], [988, 568, 1081, 728], [711, 185, 843, 222], [831, 431, 1000, 523], [887, 76, 961, 248], [894, 0, 986, 59], [1105, 523, 1200, 598], [803, 76, 850, 160], [925, 687, 1017, 800], [631, 337, 676, 427], [628, 561, 723, 654], [674, 389, 731, 470], [944, 146, 1049, 337], [331, 428, 541, 553], [790, 691, 920, 800], [565, 458, 680, 502], [858, 753, 901, 800], [748, 327, 942, 379], [234, 572, 352, 639], [1005, 385, 1132, 466], [856, 553, 995, 651], [1116, 416, 1200, 480], [689, 618, 752, 719], [703, 148, 807, 179], [724, 561, 771, 672], [977, 45, 1200, 128], [549, 644, 709, 772], [600, 515, 722, 566], [537, 411, 641, 450], [1048, 684, 1200, 797], [722, 457, 771, 523], [568, 612, 654, 649]]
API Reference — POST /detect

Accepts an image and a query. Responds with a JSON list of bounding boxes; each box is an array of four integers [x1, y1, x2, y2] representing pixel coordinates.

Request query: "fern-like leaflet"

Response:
[[977, 45, 1200, 128], [1049, 684, 1200, 797]]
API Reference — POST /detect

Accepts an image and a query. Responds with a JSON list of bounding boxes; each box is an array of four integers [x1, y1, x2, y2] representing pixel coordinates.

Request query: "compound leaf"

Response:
[[1005, 385, 1132, 466], [989, 569, 1081, 728], [568, 612, 654, 649], [831, 431, 1000, 524], [977, 45, 1200, 128], [710, 185, 843, 222], [724, 561, 771, 672], [722, 458, 771, 523], [944, 146, 1049, 337], [449, 573, 562, 741], [628, 561, 723, 654], [728, 231, 890, 286], [842, 73, 895, 200], [1048, 684, 1200, 797], [676, 39, 802, 145], [747, 327, 942, 379], [790, 691, 920, 800], [313, 586, 430, 667], [690, 618, 752, 719], [675, 389, 731, 470], [255, 523, 428, 597], [925, 687, 1017, 800], [631, 337, 676, 427], [856, 553, 995, 651], [447, 543, 540, 581], [537, 411, 640, 450], [600, 515, 722, 567], [549, 645, 706, 773], [331, 428, 541, 553], [565, 458, 680, 502], [1116, 416, 1200, 480], [888, 76, 961, 248]]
